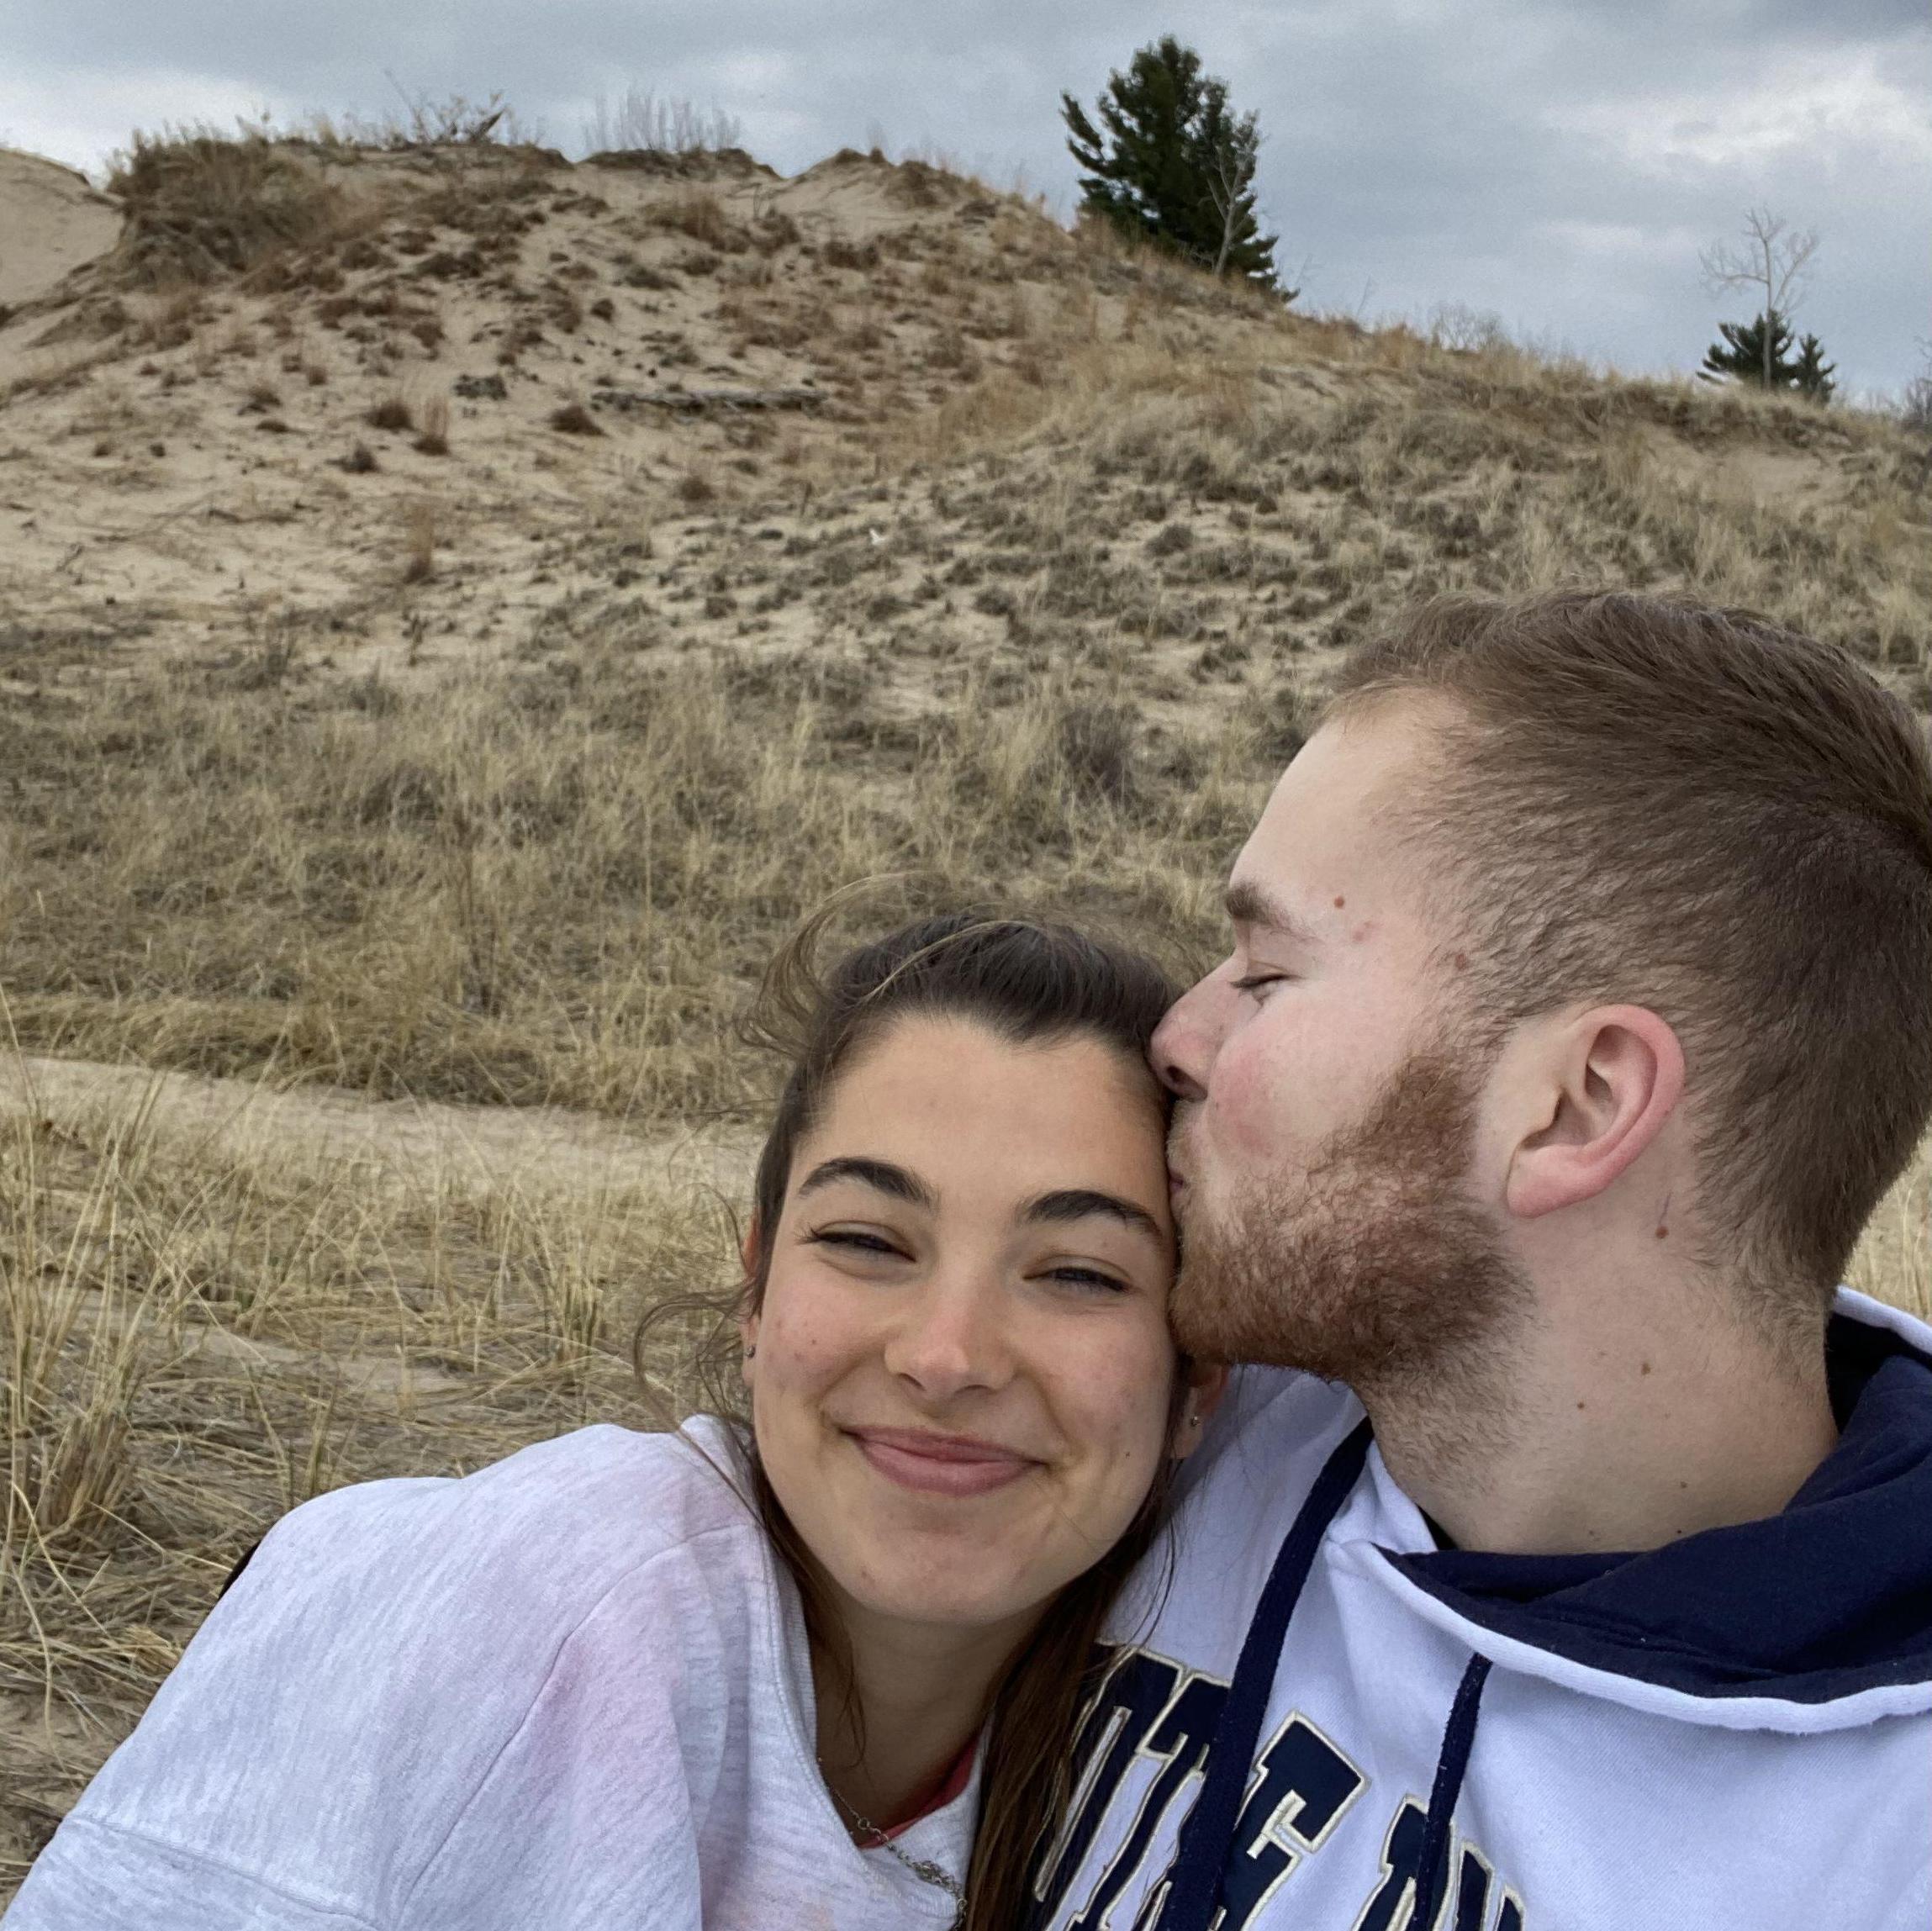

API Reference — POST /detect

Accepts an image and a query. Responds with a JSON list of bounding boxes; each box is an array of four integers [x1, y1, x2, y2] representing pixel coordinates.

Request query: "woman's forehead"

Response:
[[796, 1017, 1168, 1191]]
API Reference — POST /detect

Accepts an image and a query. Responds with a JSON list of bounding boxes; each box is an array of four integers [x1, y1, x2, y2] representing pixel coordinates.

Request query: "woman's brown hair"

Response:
[[636, 909, 1181, 1931]]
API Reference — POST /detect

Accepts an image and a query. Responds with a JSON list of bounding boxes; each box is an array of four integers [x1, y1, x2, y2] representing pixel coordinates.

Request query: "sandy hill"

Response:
[[0, 124, 1928, 1105], [4, 135, 1926, 705], [0, 149, 121, 308], [0, 131, 1925, 1112]]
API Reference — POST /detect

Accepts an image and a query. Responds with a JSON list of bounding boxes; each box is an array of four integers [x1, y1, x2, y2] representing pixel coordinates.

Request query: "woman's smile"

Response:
[[842, 1424, 1043, 1498]]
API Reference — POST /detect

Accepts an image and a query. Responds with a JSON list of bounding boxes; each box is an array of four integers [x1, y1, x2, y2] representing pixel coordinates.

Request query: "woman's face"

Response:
[[744, 1014, 1198, 1639]]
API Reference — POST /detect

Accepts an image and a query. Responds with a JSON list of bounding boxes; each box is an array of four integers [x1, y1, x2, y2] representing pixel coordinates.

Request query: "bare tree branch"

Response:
[[1203, 148, 1244, 277], [1701, 208, 1821, 388]]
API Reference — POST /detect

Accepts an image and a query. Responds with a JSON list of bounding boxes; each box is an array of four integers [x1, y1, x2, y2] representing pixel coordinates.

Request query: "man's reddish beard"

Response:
[[1169, 1043, 1530, 1391]]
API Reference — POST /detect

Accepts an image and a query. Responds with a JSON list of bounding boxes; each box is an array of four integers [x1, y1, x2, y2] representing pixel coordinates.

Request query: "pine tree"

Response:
[[1700, 310, 1837, 404], [1702, 310, 1798, 388], [1062, 38, 1285, 291], [1793, 333, 1837, 404]]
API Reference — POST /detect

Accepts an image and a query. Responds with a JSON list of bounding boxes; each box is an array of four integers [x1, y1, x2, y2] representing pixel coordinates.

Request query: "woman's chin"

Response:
[[831, 1553, 1055, 1633], [811, 1506, 1069, 1631]]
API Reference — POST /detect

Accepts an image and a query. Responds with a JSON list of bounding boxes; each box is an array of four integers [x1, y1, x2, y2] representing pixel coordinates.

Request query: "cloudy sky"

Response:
[[3, 0, 1926, 394]]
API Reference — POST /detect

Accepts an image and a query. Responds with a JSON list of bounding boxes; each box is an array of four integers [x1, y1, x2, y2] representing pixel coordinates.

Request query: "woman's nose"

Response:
[[881, 1274, 1013, 1402]]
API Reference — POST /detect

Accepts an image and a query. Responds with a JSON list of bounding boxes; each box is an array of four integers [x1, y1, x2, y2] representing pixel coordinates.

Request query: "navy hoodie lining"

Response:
[[1388, 1312, 1932, 1704]]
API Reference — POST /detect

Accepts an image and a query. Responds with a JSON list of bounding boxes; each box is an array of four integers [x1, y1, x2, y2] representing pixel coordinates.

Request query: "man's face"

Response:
[[1152, 703, 1528, 1383]]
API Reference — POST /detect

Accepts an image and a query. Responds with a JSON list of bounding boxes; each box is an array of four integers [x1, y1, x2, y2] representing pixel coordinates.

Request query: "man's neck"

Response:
[[1368, 1268, 1840, 1557], [811, 1587, 1033, 1833]]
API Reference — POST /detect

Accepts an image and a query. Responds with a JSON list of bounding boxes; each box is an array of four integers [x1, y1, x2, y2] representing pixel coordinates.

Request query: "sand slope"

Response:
[[0, 149, 121, 309], [0, 136, 1908, 731]]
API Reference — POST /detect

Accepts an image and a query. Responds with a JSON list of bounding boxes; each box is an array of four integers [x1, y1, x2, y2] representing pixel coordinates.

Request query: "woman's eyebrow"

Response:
[[1022, 1189, 1164, 1238], [796, 1156, 937, 1208]]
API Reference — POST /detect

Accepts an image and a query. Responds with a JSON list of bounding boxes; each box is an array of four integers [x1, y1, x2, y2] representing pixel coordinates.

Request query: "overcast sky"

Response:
[[3, 0, 1926, 395]]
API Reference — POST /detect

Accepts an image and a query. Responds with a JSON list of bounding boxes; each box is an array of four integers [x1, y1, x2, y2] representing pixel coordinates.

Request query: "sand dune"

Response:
[[0, 149, 121, 309]]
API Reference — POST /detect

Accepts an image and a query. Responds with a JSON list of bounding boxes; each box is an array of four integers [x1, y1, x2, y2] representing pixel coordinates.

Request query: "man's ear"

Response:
[[1170, 1361, 1230, 1460], [1504, 1005, 1685, 1221]]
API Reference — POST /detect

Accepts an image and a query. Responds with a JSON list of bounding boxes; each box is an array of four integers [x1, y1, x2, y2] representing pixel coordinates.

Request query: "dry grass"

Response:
[[106, 129, 357, 286], [413, 394, 451, 456], [0, 647, 1247, 1115], [401, 502, 437, 583], [675, 463, 717, 504], [548, 399, 603, 436], [647, 188, 739, 252], [1846, 1139, 1932, 1326], [0, 1074, 739, 1885], [365, 392, 414, 433], [879, 331, 1932, 704]]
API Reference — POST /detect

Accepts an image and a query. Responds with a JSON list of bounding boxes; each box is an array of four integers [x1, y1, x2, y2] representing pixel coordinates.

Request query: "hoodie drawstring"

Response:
[[1412, 1652, 1493, 1928], [1156, 1418, 1374, 1931], [1155, 1418, 1496, 1931]]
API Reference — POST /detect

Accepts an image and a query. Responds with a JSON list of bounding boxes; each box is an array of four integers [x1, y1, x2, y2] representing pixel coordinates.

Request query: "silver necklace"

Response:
[[831, 1783, 968, 1925]]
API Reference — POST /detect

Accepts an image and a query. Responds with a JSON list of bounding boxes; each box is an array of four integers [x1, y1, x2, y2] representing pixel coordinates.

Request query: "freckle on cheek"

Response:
[[1333, 895, 1345, 910]]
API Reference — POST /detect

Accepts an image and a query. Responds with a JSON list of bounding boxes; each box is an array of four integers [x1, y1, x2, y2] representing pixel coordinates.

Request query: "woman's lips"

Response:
[[846, 1427, 1039, 1497]]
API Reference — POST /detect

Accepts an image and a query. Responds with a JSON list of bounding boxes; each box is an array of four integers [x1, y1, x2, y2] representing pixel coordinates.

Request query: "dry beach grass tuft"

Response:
[[0, 122, 1928, 1888]]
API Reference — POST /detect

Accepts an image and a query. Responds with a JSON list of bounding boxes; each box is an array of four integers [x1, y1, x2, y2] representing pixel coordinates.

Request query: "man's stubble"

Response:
[[1170, 1042, 1532, 1410]]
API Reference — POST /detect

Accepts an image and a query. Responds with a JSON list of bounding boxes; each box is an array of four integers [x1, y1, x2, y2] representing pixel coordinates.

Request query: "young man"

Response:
[[1032, 594, 1932, 1930]]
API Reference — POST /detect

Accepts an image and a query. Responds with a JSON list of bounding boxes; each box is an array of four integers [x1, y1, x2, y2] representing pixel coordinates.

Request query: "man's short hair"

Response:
[[1331, 591, 1932, 1340]]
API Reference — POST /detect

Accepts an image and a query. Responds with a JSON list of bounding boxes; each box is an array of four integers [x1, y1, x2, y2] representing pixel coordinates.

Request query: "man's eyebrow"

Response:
[[1225, 878, 1313, 938], [1022, 1188, 1165, 1239], [795, 1157, 937, 1208]]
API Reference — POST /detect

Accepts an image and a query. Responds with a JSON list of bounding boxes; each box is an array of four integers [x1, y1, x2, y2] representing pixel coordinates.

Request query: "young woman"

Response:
[[12, 913, 1223, 1931]]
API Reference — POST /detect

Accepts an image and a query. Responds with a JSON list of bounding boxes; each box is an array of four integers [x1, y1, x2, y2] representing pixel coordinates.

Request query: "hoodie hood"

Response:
[[1370, 1290, 1932, 1726]]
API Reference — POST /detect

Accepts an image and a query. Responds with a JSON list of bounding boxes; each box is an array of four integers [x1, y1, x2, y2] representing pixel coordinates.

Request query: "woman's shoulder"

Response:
[[325, 1416, 754, 1538], [132, 1417, 776, 1798], [235, 1417, 765, 1643], [45, 1420, 794, 1919]]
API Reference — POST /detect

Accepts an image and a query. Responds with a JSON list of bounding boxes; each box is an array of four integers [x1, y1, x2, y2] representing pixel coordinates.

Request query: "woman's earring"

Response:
[[745, 1344, 757, 1360]]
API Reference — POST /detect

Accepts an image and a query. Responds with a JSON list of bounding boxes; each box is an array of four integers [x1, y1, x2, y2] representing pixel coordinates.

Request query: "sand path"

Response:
[[0, 1053, 757, 1200]]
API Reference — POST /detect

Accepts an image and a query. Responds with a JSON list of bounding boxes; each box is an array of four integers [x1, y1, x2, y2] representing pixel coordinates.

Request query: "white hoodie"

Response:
[[6, 1418, 975, 1931], [1028, 1290, 1932, 1931]]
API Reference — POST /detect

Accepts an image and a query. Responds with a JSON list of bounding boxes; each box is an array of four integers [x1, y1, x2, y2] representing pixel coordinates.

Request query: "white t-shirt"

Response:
[[7, 1420, 977, 1931]]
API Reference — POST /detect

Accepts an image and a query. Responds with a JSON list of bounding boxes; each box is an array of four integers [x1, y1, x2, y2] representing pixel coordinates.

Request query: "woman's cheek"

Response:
[[758, 1276, 867, 1391], [1065, 1327, 1176, 1490]]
